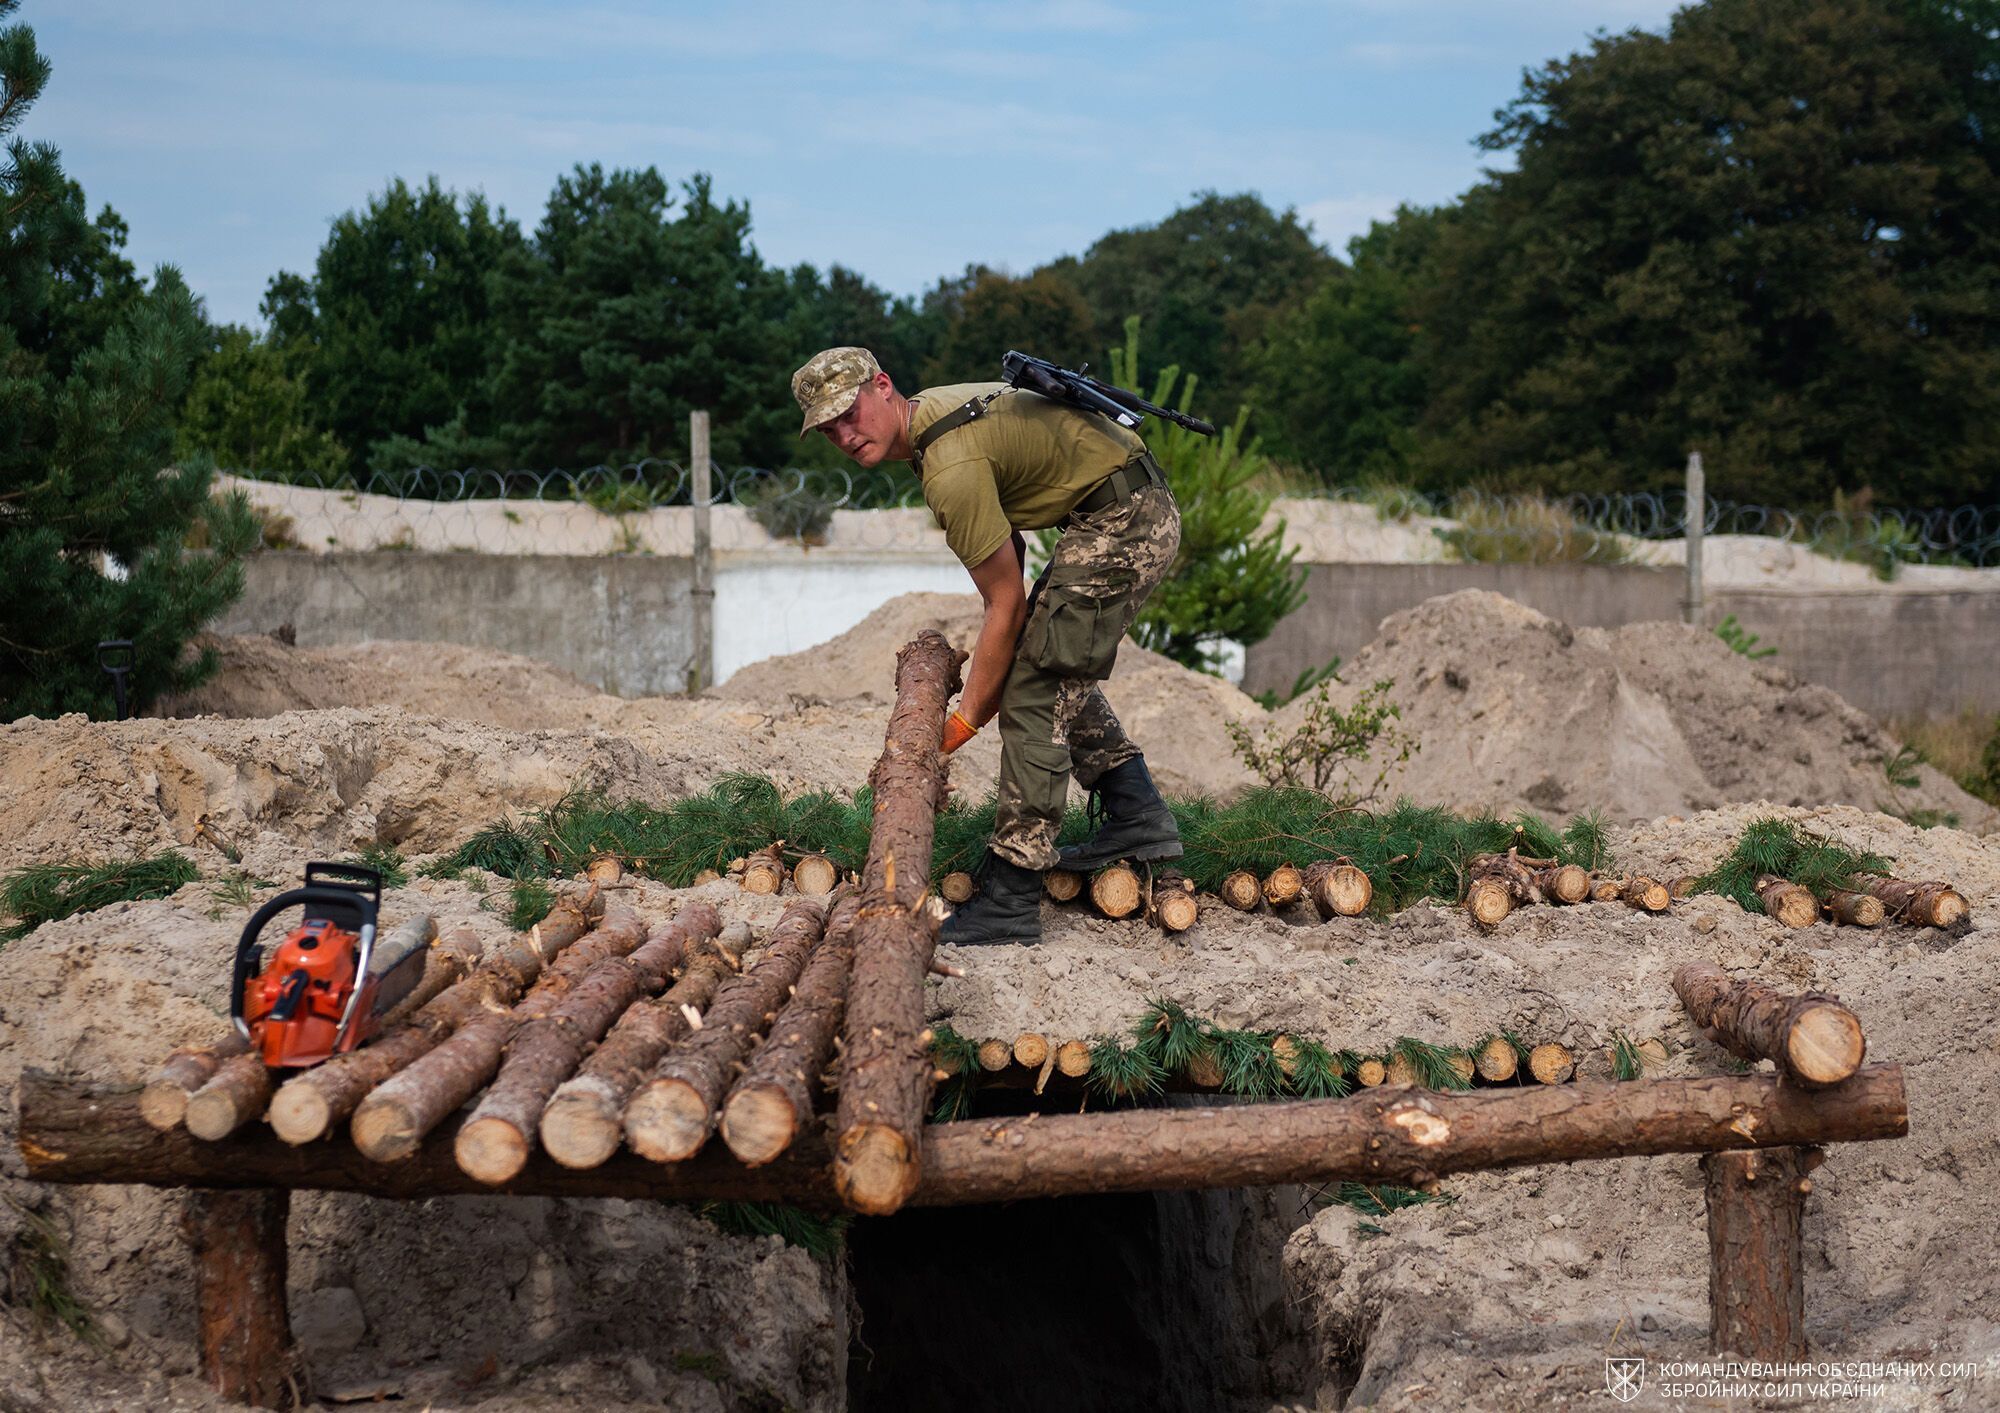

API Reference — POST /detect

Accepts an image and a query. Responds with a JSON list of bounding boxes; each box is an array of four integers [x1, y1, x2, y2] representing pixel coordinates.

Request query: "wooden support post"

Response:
[[182, 1188, 299, 1409], [689, 410, 714, 692], [1703, 1145, 1817, 1359], [1683, 449, 1705, 626]]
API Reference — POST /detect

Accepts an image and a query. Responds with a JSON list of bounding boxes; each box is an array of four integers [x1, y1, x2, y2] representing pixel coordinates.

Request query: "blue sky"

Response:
[[30, 1, 1684, 328]]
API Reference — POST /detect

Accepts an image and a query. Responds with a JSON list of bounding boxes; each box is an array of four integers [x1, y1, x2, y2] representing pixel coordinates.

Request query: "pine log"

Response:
[[1755, 875, 1819, 929], [1055, 1040, 1092, 1078], [1673, 962, 1865, 1089], [1184, 1048, 1226, 1090], [1447, 1052, 1477, 1086], [834, 629, 962, 1217], [1090, 863, 1143, 919], [1356, 1058, 1387, 1088], [1219, 870, 1262, 911], [182, 1188, 298, 1408], [1464, 849, 1541, 928], [1043, 869, 1083, 903], [939, 870, 976, 904], [1475, 1036, 1519, 1084], [719, 896, 859, 1166], [1262, 863, 1304, 907], [267, 926, 490, 1146], [1464, 878, 1514, 928], [1012, 1033, 1050, 1071], [741, 843, 787, 895], [1590, 879, 1621, 903], [625, 896, 829, 1163], [1703, 1146, 1818, 1359], [1672, 874, 1701, 901], [1304, 860, 1373, 918], [1384, 1053, 1416, 1087], [184, 1053, 275, 1142], [142, 1036, 252, 1132], [1150, 874, 1199, 933], [792, 853, 840, 898], [352, 905, 644, 1162], [1271, 1034, 1300, 1078], [539, 926, 744, 1170], [454, 903, 722, 1185], [586, 856, 624, 886], [1862, 876, 1968, 928], [1536, 864, 1593, 905], [1621, 875, 1673, 913], [976, 1039, 1013, 1072], [1823, 889, 1886, 927], [1529, 1042, 1575, 1084], [22, 1066, 1908, 1207]]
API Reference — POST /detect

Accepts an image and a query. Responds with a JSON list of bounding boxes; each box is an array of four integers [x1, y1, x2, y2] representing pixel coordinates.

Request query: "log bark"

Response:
[[351, 904, 642, 1162], [1622, 875, 1672, 913], [1862, 876, 1968, 928], [185, 1053, 275, 1142], [1219, 870, 1261, 911], [1261, 863, 1303, 907], [1673, 963, 1866, 1089], [940, 871, 976, 904], [1149, 873, 1199, 933], [142, 1036, 251, 1132], [741, 843, 787, 896], [1536, 864, 1592, 905], [1756, 875, 1818, 929], [626, 896, 829, 1162], [454, 903, 722, 1185], [1704, 1146, 1817, 1359], [792, 853, 839, 898], [29, 1068, 1906, 1207], [1304, 861, 1372, 918], [1529, 1043, 1575, 1084], [1823, 889, 1885, 927], [1043, 869, 1083, 903], [539, 926, 744, 1170], [182, 1188, 299, 1408], [719, 897, 858, 1166], [1090, 863, 1142, 919], [1475, 1036, 1519, 1084], [267, 926, 492, 1146]]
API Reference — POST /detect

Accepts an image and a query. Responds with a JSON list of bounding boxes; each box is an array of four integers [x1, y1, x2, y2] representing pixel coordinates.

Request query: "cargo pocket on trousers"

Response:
[[1012, 739, 1073, 822], [1024, 580, 1131, 680]]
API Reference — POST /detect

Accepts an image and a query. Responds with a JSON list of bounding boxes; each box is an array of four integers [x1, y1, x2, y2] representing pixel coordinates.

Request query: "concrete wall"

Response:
[[1240, 563, 2000, 718]]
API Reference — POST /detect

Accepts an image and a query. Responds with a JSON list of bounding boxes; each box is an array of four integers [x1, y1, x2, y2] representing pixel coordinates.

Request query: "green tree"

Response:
[[786, 262, 938, 391], [919, 267, 1097, 385], [1, 2, 257, 720], [175, 324, 348, 482], [1412, 0, 2000, 504]]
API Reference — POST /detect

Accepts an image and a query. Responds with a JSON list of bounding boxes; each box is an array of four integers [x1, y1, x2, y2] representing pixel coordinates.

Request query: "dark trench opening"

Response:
[[846, 1181, 1313, 1413]]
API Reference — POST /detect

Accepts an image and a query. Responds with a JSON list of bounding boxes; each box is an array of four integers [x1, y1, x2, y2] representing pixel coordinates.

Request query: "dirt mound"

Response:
[[1274, 589, 1995, 829]]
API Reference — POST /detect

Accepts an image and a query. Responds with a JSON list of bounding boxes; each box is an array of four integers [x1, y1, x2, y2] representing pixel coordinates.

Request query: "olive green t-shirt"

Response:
[[908, 383, 1145, 569]]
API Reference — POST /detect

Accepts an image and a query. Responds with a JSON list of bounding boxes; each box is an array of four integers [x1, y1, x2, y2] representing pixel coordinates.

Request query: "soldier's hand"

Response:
[[941, 709, 978, 756]]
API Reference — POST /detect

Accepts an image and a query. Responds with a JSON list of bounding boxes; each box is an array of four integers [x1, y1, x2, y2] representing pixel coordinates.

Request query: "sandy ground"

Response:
[[4, 590, 1998, 1411]]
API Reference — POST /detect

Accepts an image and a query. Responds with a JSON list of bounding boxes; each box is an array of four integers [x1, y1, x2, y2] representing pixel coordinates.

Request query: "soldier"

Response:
[[792, 346, 1182, 945]]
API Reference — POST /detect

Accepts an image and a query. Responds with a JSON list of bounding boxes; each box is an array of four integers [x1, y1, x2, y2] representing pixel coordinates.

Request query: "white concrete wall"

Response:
[[712, 552, 971, 684]]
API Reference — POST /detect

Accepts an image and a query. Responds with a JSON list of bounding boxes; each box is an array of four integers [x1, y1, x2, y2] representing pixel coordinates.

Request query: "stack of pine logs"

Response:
[[1463, 847, 1666, 929], [1754, 874, 1967, 931]]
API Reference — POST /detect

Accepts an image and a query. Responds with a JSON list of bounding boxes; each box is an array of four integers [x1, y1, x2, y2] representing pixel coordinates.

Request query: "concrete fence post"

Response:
[[1683, 450, 1705, 626], [690, 411, 715, 692]]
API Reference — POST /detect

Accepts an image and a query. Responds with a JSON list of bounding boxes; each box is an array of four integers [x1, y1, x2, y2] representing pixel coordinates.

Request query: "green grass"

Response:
[[504, 878, 556, 932], [2, 851, 201, 940]]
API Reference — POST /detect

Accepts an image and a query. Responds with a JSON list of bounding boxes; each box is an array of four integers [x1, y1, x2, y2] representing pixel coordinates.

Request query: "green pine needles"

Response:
[[1, 851, 200, 941], [1391, 1036, 1473, 1091], [1694, 817, 1889, 914]]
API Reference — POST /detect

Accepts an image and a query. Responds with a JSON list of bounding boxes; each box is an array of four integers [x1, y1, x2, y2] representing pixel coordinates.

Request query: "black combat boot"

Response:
[[1056, 756, 1182, 872], [939, 849, 1044, 947]]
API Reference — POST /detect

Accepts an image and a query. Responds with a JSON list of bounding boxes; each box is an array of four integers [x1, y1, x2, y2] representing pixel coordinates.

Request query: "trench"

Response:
[[846, 1173, 1314, 1412]]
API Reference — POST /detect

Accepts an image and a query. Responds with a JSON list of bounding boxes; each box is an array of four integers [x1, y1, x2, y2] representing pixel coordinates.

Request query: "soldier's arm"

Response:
[[958, 537, 1027, 727]]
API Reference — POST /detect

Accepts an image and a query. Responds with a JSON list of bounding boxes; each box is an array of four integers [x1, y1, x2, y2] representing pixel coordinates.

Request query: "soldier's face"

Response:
[[818, 375, 900, 466]]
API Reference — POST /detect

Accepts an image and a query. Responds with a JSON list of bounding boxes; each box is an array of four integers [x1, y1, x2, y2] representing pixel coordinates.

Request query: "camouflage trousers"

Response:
[[990, 481, 1181, 871]]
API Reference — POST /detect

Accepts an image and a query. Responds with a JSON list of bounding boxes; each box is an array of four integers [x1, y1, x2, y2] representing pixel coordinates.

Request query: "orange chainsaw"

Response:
[[230, 862, 427, 1068]]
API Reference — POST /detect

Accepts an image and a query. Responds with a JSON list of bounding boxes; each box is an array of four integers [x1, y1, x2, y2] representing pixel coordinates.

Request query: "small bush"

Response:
[[1713, 613, 1778, 659], [1226, 676, 1418, 803], [743, 475, 834, 545], [1435, 491, 1629, 565]]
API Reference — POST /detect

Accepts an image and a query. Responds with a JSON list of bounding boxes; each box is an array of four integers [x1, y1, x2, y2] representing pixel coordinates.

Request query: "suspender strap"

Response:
[[911, 389, 1011, 475]]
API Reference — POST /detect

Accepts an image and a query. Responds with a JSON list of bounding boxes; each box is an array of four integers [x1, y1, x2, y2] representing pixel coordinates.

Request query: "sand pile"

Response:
[[1273, 589, 1996, 829]]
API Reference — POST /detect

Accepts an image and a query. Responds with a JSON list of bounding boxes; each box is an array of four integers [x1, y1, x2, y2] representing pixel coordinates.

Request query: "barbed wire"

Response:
[[222, 464, 2000, 572]]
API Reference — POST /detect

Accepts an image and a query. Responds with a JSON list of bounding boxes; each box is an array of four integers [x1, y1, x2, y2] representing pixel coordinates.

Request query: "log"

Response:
[[586, 855, 624, 886], [454, 903, 722, 1185], [1475, 1036, 1519, 1084], [625, 896, 829, 1163], [1261, 863, 1303, 908], [741, 842, 787, 895], [1464, 878, 1514, 928], [1043, 869, 1083, 903], [1356, 1058, 1387, 1088], [1621, 875, 1672, 913], [1149, 874, 1199, 933], [1536, 864, 1592, 905], [1529, 1042, 1575, 1084], [976, 1039, 1013, 1073], [1304, 860, 1372, 919], [1012, 1033, 1050, 1071], [720, 896, 858, 1166], [142, 1036, 251, 1132], [1590, 879, 1621, 903], [1673, 963, 1866, 1089], [1384, 1053, 1416, 1088], [183, 1188, 298, 1408], [1090, 863, 1142, 919], [1055, 1040, 1092, 1078], [1219, 869, 1262, 911], [1703, 1146, 1817, 1359], [792, 853, 839, 898], [184, 1054, 275, 1142], [940, 870, 976, 904], [27, 1067, 1907, 1207], [539, 925, 745, 1170], [1823, 889, 1886, 927], [1755, 875, 1818, 929], [1447, 1052, 1477, 1086], [352, 904, 643, 1162], [1464, 848, 1544, 928], [1862, 876, 1967, 929], [1672, 874, 1701, 901], [833, 629, 962, 1216], [267, 926, 491, 1146], [1184, 1049, 1225, 1090], [1270, 1034, 1300, 1078]]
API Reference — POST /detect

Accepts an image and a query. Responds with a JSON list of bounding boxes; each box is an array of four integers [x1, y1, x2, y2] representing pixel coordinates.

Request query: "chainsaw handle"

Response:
[[230, 885, 382, 1041]]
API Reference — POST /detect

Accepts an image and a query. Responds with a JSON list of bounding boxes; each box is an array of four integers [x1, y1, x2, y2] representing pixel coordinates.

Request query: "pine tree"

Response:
[[0, 2, 257, 720]]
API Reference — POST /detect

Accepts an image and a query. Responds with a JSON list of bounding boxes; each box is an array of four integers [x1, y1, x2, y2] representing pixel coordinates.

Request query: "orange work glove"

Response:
[[941, 709, 979, 755]]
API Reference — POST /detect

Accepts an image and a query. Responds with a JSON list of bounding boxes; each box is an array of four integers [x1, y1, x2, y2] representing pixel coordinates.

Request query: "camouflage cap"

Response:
[[792, 346, 882, 436]]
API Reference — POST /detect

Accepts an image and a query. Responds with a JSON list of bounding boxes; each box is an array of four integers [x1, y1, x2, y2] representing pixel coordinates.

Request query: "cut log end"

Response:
[[1543, 864, 1592, 905], [1529, 1042, 1575, 1085], [539, 1089, 623, 1171], [1054, 1040, 1092, 1078], [350, 1101, 422, 1164], [1824, 890, 1886, 928], [1465, 879, 1513, 929], [1091, 865, 1142, 920], [1043, 869, 1083, 903], [1475, 1036, 1519, 1084], [1622, 876, 1673, 913], [719, 1083, 797, 1167], [1271, 1034, 1301, 1078], [1154, 890, 1199, 933], [1312, 862, 1373, 917], [792, 855, 840, 898], [266, 1084, 332, 1147], [455, 1116, 530, 1187], [1787, 1005, 1866, 1088], [1012, 1033, 1050, 1071], [835, 1123, 918, 1216], [138, 1083, 192, 1133], [625, 1078, 716, 1163], [976, 1039, 1013, 1073], [1220, 870, 1261, 911], [1262, 864, 1303, 907], [939, 871, 977, 905], [1756, 876, 1819, 929], [1356, 1058, 1387, 1088]]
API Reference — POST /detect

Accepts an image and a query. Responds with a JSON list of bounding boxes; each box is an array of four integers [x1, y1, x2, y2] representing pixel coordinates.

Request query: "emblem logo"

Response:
[[1605, 1357, 1646, 1402]]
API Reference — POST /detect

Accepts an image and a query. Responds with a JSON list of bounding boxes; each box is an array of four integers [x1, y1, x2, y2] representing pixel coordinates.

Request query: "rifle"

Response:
[[1000, 350, 1216, 437]]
